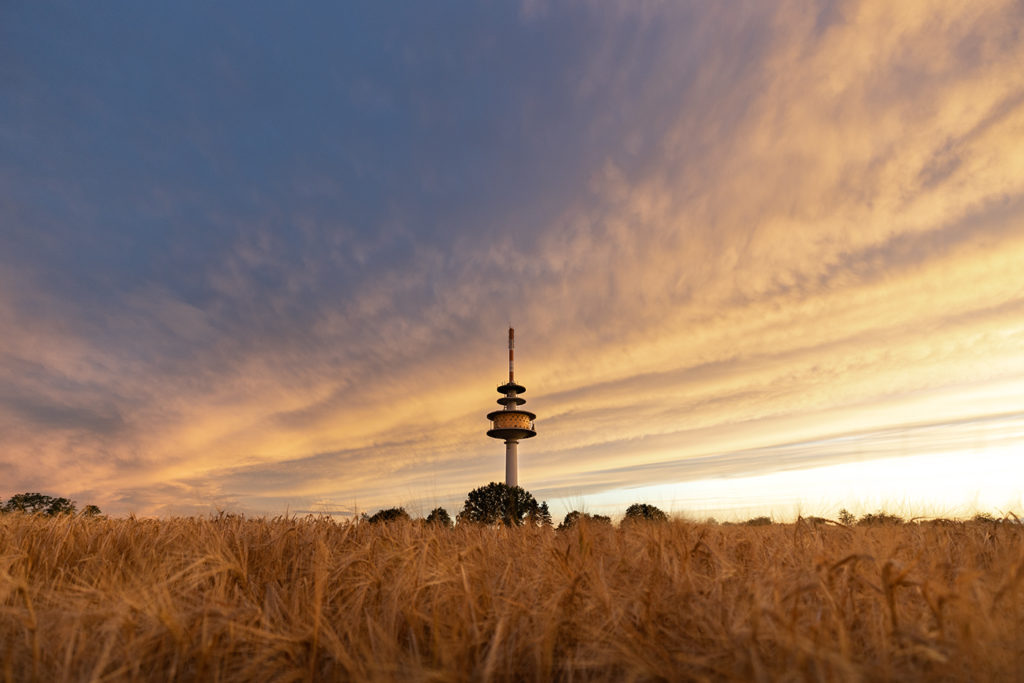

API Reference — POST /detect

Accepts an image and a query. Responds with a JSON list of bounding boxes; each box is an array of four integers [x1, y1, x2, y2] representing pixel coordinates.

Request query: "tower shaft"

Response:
[[505, 440, 518, 488]]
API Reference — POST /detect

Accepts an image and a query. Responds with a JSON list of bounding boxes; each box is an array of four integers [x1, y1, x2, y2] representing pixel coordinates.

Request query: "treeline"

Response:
[[1, 492, 102, 517], [6, 486, 1009, 527], [727, 509, 1015, 527], [363, 484, 1015, 529], [363, 482, 673, 530]]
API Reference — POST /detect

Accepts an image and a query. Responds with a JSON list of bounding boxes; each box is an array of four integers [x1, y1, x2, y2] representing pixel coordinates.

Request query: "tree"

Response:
[[425, 507, 453, 528], [457, 482, 547, 526], [3, 493, 76, 516], [743, 516, 772, 526], [366, 507, 410, 524], [47, 497, 76, 515], [527, 501, 552, 527], [838, 509, 856, 526], [623, 503, 668, 523], [557, 510, 612, 531], [81, 505, 103, 517]]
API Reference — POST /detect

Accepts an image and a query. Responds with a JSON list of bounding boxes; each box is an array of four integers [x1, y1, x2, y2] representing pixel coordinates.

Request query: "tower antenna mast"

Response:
[[508, 327, 514, 383]]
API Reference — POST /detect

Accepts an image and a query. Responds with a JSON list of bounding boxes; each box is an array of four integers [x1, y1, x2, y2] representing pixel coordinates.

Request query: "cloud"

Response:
[[1, 1, 1023, 515]]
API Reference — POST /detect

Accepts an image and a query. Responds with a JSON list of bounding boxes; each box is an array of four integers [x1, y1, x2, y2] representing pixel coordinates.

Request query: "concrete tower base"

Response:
[[505, 440, 518, 488]]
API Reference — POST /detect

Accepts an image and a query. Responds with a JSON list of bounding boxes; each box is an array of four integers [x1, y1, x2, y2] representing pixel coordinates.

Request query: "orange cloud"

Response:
[[3, 1, 1023, 518]]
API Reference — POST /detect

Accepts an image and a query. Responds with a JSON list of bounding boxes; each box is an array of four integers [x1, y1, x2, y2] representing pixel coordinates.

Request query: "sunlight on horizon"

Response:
[[570, 445, 1024, 523]]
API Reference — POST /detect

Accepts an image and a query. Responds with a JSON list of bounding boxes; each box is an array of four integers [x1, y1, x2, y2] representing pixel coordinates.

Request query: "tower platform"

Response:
[[486, 408, 537, 441]]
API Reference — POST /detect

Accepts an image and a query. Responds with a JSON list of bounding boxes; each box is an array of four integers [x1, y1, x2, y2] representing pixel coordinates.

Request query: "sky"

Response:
[[2, 1, 1024, 521]]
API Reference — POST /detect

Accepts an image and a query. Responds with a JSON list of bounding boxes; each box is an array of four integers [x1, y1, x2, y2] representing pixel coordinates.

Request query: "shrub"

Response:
[[557, 510, 612, 531], [365, 507, 411, 524], [743, 516, 772, 526], [623, 503, 668, 523], [425, 507, 453, 528], [857, 511, 904, 526]]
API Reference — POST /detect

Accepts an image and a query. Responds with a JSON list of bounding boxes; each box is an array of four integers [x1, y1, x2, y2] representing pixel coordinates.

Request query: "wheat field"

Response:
[[1, 513, 1022, 682]]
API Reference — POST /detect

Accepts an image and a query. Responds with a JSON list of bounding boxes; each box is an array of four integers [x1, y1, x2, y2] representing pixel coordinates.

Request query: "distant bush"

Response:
[[857, 511, 904, 526], [557, 510, 612, 531], [743, 516, 772, 526], [623, 503, 668, 523], [365, 507, 410, 524], [425, 507, 453, 528]]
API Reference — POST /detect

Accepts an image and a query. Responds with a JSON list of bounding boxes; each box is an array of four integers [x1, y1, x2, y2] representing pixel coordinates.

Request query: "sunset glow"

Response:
[[2, 1, 1024, 519]]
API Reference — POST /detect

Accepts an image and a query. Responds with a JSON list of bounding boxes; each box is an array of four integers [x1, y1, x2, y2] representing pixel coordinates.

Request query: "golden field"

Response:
[[1, 513, 1023, 681]]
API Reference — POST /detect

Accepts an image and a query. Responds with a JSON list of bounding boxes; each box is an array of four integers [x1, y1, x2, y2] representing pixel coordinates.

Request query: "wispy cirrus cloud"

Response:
[[1, 1, 1023, 518]]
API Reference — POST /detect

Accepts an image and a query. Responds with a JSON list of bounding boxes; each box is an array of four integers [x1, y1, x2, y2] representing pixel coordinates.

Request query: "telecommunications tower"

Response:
[[486, 328, 537, 487]]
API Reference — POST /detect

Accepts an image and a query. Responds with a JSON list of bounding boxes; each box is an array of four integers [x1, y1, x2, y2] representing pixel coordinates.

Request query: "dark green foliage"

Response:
[[857, 511, 904, 526], [838, 509, 856, 526], [81, 504, 103, 517], [457, 482, 548, 527], [425, 507, 453, 528], [623, 503, 668, 523], [743, 516, 772, 526], [365, 507, 411, 524], [3, 492, 76, 516], [557, 510, 612, 531], [527, 501, 552, 527]]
